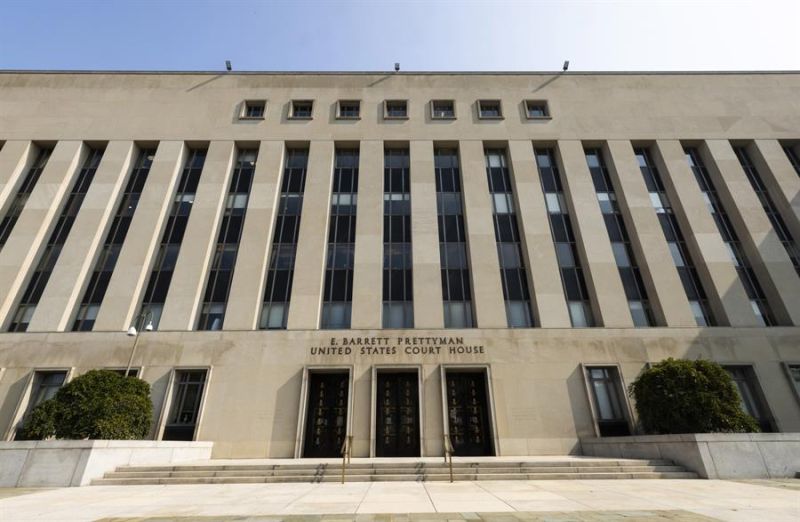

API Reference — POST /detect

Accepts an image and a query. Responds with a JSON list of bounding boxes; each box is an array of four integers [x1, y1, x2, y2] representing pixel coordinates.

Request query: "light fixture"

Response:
[[225, 60, 232, 71], [563, 60, 570, 72], [394, 62, 400, 72], [145, 320, 154, 332], [127, 326, 137, 337]]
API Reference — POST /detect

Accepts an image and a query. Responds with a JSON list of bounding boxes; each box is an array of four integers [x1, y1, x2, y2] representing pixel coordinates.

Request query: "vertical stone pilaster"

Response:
[[351, 141, 383, 329], [557, 140, 633, 328], [459, 140, 507, 328], [224, 141, 284, 331], [604, 140, 696, 327], [93, 141, 186, 332], [750, 140, 800, 239], [652, 140, 757, 326], [702, 140, 800, 325], [286, 141, 335, 330], [409, 140, 444, 329], [159, 141, 236, 331], [0, 141, 85, 329], [507, 140, 570, 327], [28, 141, 136, 332], [0, 141, 35, 216]]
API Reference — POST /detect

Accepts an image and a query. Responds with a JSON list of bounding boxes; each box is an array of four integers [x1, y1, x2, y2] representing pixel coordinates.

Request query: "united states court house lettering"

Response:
[[0, 70, 799, 459]]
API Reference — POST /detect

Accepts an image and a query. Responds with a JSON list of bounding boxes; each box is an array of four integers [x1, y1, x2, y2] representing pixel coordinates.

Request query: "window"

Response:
[[686, 147, 775, 325], [241, 100, 265, 119], [584, 366, 630, 437], [383, 148, 413, 328], [8, 147, 104, 332], [785, 363, 800, 403], [321, 149, 359, 329], [734, 145, 800, 276], [197, 149, 256, 330], [15, 370, 67, 439], [723, 365, 774, 432], [477, 99, 503, 119], [525, 100, 550, 119], [535, 147, 595, 327], [384, 99, 408, 119], [783, 144, 800, 177], [436, 148, 474, 328], [0, 147, 52, 248], [73, 148, 155, 331], [162, 369, 207, 441], [337, 100, 361, 119], [431, 100, 455, 119], [485, 148, 534, 327], [138, 148, 207, 330], [290, 100, 313, 119], [261, 149, 309, 330], [585, 148, 654, 327]]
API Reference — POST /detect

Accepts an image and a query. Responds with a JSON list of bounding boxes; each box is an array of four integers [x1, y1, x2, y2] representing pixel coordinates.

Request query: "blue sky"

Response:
[[1, 0, 797, 72]]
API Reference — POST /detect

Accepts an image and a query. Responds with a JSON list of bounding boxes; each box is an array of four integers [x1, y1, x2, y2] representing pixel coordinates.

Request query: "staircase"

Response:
[[92, 457, 697, 485]]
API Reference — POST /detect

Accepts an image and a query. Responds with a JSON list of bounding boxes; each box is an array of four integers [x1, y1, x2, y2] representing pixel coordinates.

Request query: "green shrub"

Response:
[[629, 358, 759, 434], [20, 370, 152, 440]]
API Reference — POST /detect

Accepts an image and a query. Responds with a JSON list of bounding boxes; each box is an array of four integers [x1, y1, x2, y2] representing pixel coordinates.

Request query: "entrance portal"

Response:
[[445, 370, 494, 456], [302, 371, 349, 458], [375, 371, 420, 457]]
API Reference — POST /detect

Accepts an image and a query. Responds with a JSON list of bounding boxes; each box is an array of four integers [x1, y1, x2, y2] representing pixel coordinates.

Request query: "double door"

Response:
[[302, 372, 349, 458], [445, 370, 494, 456], [375, 371, 420, 457]]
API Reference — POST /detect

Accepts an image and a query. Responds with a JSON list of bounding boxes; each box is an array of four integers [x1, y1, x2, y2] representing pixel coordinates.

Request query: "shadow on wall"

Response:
[[268, 368, 303, 458]]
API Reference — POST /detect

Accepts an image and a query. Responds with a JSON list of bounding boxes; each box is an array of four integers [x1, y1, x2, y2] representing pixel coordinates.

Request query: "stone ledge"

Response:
[[581, 433, 800, 479], [0, 440, 213, 487]]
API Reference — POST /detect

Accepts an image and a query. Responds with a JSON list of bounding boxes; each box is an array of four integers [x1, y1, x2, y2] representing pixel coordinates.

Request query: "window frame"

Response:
[[722, 362, 778, 432], [155, 366, 212, 441], [477, 99, 504, 120], [524, 99, 551, 120], [580, 363, 634, 438], [336, 99, 362, 120], [289, 100, 314, 120], [383, 99, 409, 120], [782, 361, 800, 407], [239, 100, 266, 120], [5, 367, 73, 441], [430, 99, 456, 120]]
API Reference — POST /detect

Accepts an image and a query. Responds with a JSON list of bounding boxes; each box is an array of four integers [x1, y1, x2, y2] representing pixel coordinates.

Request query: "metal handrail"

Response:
[[443, 433, 454, 483], [340, 434, 352, 484]]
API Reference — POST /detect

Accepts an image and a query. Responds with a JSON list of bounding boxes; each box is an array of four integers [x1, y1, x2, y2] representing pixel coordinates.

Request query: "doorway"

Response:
[[375, 370, 421, 457]]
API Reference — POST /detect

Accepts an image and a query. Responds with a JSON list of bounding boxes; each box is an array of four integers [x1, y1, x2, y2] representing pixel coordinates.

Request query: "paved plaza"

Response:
[[0, 479, 798, 521]]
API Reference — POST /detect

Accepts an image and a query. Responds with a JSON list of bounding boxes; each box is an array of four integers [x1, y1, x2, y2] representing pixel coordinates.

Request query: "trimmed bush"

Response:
[[629, 358, 759, 434], [20, 370, 152, 440]]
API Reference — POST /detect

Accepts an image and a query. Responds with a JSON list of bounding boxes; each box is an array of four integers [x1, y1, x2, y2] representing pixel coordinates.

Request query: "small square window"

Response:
[[525, 100, 550, 119], [337, 100, 361, 119], [384, 99, 408, 119], [431, 100, 456, 119], [241, 100, 265, 119], [290, 100, 314, 119], [477, 99, 503, 119]]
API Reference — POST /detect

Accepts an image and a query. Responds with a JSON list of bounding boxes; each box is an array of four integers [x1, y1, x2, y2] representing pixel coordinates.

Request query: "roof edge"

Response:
[[0, 69, 799, 76]]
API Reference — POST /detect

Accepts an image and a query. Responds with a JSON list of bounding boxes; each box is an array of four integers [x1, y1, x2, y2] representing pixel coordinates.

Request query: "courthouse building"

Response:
[[0, 70, 798, 459]]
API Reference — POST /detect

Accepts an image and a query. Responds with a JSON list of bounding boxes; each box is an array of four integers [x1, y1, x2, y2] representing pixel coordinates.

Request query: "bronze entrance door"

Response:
[[445, 370, 494, 456], [303, 372, 349, 458], [375, 371, 420, 457]]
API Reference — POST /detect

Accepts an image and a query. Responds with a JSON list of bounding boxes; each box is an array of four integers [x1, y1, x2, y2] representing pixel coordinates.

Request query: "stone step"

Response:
[[104, 465, 686, 479], [91, 470, 698, 485]]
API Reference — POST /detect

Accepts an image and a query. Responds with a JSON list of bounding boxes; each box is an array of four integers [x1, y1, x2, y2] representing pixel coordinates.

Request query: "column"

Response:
[[507, 140, 570, 327], [409, 140, 444, 329], [652, 140, 756, 326], [0, 141, 34, 214], [0, 141, 85, 328], [604, 140, 696, 327], [557, 140, 633, 328], [750, 140, 800, 237], [28, 141, 136, 332], [224, 141, 284, 330], [703, 140, 800, 325], [158, 141, 236, 331], [92, 141, 186, 332], [351, 140, 383, 329], [459, 140, 507, 328], [286, 141, 334, 330]]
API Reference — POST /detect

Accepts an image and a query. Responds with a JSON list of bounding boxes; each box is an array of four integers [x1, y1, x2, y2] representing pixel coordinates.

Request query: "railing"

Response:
[[443, 433, 454, 483], [340, 434, 352, 484]]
